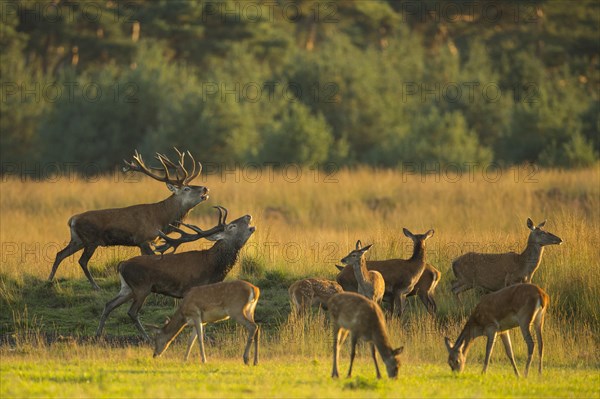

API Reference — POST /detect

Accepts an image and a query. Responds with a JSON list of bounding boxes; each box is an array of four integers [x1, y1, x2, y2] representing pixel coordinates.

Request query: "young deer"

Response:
[[340, 241, 384, 304], [451, 218, 562, 297], [337, 229, 435, 316], [151, 280, 260, 365], [328, 292, 403, 379], [49, 149, 208, 290], [288, 278, 343, 314], [95, 207, 255, 340], [444, 283, 549, 377]]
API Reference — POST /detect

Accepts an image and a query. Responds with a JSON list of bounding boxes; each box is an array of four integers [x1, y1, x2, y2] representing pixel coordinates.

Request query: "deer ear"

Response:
[[166, 183, 178, 193], [403, 228, 413, 238], [361, 244, 373, 253], [425, 229, 435, 239], [444, 337, 453, 352], [537, 220, 547, 228], [527, 218, 535, 230], [393, 346, 404, 356], [355, 240, 362, 250]]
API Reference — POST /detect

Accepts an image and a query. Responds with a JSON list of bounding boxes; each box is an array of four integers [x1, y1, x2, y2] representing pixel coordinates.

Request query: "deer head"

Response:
[[526, 218, 562, 246], [123, 148, 208, 209]]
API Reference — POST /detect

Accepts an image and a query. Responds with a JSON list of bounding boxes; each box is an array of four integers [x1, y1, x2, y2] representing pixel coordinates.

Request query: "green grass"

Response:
[[1, 349, 597, 398]]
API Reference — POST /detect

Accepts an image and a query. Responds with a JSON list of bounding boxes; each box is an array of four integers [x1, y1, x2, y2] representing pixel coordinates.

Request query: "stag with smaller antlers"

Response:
[[49, 148, 208, 289], [95, 206, 255, 340]]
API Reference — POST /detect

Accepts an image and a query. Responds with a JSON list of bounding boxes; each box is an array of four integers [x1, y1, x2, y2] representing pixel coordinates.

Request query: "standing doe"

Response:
[[49, 149, 208, 289], [340, 241, 384, 303], [336, 229, 435, 316], [288, 278, 343, 314], [328, 292, 403, 379], [95, 207, 255, 340], [451, 218, 562, 297], [151, 280, 260, 365], [444, 283, 549, 377]]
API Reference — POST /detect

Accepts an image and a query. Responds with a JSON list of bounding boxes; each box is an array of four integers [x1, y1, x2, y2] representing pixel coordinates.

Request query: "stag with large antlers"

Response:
[[48, 149, 208, 290], [95, 206, 256, 340]]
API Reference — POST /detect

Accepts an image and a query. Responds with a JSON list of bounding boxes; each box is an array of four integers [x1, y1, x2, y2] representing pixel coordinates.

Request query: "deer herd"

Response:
[[47, 149, 563, 380]]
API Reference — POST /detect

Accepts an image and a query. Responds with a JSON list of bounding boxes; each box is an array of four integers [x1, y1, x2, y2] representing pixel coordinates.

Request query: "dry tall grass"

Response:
[[1, 165, 599, 364]]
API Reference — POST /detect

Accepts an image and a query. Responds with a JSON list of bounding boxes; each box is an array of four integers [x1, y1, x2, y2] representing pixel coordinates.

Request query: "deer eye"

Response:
[[183, 187, 191, 192]]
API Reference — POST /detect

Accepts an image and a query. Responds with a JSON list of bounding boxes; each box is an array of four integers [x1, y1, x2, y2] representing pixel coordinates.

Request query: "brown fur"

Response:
[[95, 214, 255, 340], [444, 283, 549, 377], [288, 278, 343, 314], [152, 280, 260, 365], [328, 292, 403, 379], [49, 184, 208, 290], [451, 218, 562, 296], [336, 229, 436, 316]]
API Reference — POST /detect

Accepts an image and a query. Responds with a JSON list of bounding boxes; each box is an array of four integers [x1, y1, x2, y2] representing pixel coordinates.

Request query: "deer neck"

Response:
[[158, 195, 191, 232], [458, 319, 483, 357], [409, 241, 425, 265], [205, 240, 243, 283], [519, 240, 545, 277], [352, 257, 370, 287], [372, 323, 395, 361], [156, 309, 187, 351]]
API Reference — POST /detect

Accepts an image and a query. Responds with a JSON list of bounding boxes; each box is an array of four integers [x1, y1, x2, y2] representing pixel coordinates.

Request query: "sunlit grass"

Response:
[[1, 166, 599, 397]]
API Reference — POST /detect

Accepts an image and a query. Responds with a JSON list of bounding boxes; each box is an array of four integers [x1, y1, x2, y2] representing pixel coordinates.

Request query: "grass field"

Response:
[[1, 165, 599, 397]]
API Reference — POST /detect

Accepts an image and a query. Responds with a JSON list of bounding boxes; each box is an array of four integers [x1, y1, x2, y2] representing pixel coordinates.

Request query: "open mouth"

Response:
[[249, 226, 256, 233], [200, 194, 209, 201]]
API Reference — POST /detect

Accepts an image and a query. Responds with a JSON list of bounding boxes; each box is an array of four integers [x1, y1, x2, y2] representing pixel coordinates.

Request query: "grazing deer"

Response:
[[340, 241, 384, 304], [151, 280, 260, 365], [49, 149, 208, 290], [336, 229, 436, 316], [451, 218, 562, 297], [288, 278, 343, 314], [328, 292, 404, 379], [95, 207, 255, 340], [444, 283, 549, 377]]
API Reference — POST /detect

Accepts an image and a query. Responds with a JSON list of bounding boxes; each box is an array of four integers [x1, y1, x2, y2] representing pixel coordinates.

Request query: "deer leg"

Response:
[[520, 323, 536, 378], [184, 330, 197, 361], [253, 325, 260, 366], [482, 330, 497, 374], [193, 317, 207, 363], [241, 320, 258, 366], [48, 240, 84, 282], [127, 294, 150, 341], [417, 290, 436, 316], [535, 312, 545, 375], [331, 325, 341, 378], [371, 343, 382, 379], [138, 242, 154, 255], [500, 332, 520, 377], [96, 290, 134, 337], [347, 333, 358, 378], [79, 245, 100, 290]]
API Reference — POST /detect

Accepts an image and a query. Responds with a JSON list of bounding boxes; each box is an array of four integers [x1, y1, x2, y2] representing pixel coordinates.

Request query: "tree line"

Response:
[[1, 0, 598, 172]]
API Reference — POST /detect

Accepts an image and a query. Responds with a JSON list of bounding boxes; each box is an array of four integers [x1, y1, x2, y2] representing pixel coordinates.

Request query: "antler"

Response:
[[123, 147, 202, 186], [153, 206, 228, 254]]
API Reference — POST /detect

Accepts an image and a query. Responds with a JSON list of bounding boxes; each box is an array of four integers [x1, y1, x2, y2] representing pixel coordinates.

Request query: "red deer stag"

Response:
[[336, 229, 436, 316], [151, 280, 260, 365], [451, 218, 562, 297], [339, 241, 384, 303], [329, 292, 403, 379], [444, 283, 549, 377], [49, 149, 208, 290], [95, 206, 255, 340], [288, 278, 343, 314]]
